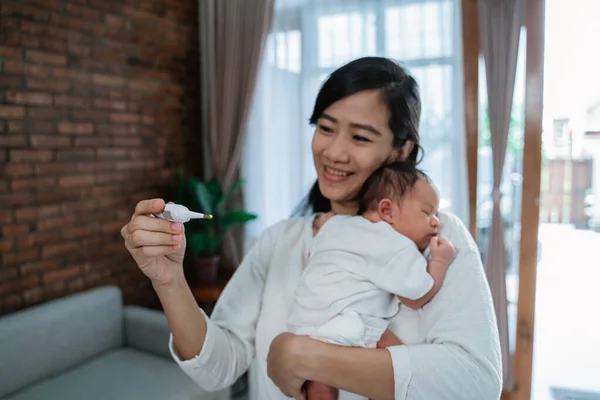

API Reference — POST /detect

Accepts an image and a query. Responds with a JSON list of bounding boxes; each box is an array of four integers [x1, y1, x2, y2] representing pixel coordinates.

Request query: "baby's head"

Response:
[[357, 162, 440, 251]]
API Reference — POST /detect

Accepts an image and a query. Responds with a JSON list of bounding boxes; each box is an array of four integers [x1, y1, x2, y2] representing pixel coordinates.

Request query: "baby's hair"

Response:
[[357, 162, 431, 215]]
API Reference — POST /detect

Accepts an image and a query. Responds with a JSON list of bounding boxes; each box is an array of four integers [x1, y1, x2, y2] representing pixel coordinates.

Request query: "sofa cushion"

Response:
[[4, 348, 229, 400], [0, 286, 123, 398], [124, 306, 172, 360]]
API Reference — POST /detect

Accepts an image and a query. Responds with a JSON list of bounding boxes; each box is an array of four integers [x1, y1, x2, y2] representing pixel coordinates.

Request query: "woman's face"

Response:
[[311, 89, 411, 214]]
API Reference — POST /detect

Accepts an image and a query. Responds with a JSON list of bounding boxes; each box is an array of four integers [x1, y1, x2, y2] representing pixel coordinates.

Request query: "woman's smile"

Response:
[[323, 165, 354, 182]]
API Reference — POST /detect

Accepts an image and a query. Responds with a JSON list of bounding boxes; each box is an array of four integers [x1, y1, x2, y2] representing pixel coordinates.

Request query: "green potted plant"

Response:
[[165, 169, 257, 284]]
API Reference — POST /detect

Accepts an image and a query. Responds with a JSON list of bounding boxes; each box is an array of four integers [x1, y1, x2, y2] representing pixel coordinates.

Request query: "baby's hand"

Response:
[[429, 236, 456, 267]]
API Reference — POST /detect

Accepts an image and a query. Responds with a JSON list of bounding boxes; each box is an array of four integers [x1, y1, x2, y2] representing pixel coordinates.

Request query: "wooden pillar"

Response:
[[511, 0, 546, 398], [461, 0, 479, 239]]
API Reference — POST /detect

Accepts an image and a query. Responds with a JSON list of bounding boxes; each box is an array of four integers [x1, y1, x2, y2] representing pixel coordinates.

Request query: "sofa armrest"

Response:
[[123, 306, 172, 360]]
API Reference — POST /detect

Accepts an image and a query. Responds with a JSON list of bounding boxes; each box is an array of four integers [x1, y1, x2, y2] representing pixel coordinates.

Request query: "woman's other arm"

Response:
[[269, 334, 395, 399]]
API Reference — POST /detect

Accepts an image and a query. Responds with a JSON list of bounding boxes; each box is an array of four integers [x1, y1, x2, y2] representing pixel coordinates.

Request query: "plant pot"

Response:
[[193, 255, 220, 285]]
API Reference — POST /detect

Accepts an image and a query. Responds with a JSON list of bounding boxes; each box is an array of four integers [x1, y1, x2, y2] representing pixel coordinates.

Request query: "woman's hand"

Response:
[[267, 332, 310, 400], [269, 331, 398, 400], [121, 198, 186, 286]]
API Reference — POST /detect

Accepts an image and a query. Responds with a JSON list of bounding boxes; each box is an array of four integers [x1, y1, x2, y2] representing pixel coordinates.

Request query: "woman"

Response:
[[121, 57, 502, 400]]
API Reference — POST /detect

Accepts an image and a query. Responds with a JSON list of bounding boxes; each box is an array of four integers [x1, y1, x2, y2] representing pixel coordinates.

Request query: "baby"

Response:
[[287, 162, 456, 400]]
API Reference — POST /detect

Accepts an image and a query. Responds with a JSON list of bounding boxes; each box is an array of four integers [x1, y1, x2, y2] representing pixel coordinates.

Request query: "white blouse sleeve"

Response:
[[168, 221, 283, 392], [387, 213, 503, 400]]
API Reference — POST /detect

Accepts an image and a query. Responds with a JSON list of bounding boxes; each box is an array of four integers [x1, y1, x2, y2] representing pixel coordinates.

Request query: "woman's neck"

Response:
[[330, 201, 358, 216]]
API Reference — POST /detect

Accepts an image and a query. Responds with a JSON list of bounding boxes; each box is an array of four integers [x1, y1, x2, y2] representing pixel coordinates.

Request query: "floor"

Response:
[[508, 223, 600, 400]]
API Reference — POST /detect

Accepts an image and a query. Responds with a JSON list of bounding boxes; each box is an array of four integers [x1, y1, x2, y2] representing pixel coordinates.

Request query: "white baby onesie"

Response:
[[287, 215, 434, 348]]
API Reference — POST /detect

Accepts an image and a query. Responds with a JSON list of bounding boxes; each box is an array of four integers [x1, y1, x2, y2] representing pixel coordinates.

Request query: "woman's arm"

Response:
[[269, 330, 403, 400], [384, 246, 502, 400], [155, 273, 209, 360], [122, 199, 210, 363], [165, 223, 283, 392], [269, 333, 395, 400]]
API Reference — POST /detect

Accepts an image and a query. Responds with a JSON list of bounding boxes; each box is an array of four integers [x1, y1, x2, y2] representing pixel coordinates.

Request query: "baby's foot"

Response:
[[305, 381, 338, 400]]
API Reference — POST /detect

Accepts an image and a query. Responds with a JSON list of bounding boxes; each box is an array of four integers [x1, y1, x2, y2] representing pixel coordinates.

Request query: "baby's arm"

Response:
[[398, 258, 448, 309], [398, 236, 456, 310]]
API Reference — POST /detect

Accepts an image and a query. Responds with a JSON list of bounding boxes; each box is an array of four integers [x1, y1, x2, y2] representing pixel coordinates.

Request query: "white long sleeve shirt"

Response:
[[169, 211, 502, 400]]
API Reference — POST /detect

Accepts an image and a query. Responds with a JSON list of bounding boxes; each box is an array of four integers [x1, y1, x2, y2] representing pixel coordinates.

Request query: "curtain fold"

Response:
[[477, 0, 525, 390], [199, 0, 274, 268]]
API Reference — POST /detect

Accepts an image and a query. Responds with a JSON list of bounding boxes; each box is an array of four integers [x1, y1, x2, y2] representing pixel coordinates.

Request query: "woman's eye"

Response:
[[353, 135, 371, 143], [319, 125, 333, 133]]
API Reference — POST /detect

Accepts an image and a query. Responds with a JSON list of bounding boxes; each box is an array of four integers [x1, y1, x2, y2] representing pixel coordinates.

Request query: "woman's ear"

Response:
[[394, 140, 415, 161], [378, 199, 395, 223]]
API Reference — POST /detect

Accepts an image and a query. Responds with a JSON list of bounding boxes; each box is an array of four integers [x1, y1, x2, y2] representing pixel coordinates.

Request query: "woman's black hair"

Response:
[[294, 56, 424, 216]]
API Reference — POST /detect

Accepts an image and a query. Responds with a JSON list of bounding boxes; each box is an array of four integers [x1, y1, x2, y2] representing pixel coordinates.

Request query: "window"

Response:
[[385, 2, 453, 60], [243, 0, 467, 238], [318, 12, 376, 68], [267, 30, 302, 73]]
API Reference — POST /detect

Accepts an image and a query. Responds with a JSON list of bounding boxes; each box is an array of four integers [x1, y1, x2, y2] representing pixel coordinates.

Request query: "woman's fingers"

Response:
[[126, 229, 183, 249], [138, 244, 181, 257], [134, 198, 166, 216], [121, 212, 184, 255], [267, 333, 310, 399], [128, 215, 182, 236], [121, 198, 186, 285]]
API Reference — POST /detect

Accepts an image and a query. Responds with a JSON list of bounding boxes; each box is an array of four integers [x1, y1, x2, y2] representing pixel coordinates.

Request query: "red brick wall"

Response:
[[0, 0, 202, 315]]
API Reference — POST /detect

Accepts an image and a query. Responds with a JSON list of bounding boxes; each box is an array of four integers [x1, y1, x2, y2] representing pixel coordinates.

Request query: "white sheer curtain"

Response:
[[243, 0, 468, 240]]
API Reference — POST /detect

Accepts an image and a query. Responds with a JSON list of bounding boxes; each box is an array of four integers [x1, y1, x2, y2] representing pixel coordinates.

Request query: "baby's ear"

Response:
[[378, 198, 395, 222]]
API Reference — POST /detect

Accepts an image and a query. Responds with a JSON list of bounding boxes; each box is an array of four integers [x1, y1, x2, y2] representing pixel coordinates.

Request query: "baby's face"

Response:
[[390, 179, 441, 251]]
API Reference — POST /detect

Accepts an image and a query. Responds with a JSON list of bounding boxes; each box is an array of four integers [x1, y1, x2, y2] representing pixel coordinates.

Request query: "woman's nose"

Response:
[[323, 135, 350, 163]]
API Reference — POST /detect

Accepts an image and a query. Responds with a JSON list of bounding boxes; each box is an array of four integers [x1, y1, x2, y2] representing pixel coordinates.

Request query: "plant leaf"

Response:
[[188, 177, 214, 214], [186, 231, 209, 257], [205, 179, 222, 204], [186, 231, 220, 257], [216, 177, 244, 212], [220, 210, 257, 234]]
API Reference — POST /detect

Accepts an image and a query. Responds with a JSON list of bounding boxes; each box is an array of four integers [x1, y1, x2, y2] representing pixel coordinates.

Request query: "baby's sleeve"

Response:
[[373, 242, 433, 300]]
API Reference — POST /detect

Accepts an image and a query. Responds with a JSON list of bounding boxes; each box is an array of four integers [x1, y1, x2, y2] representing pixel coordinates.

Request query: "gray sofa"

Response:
[[0, 286, 230, 400]]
